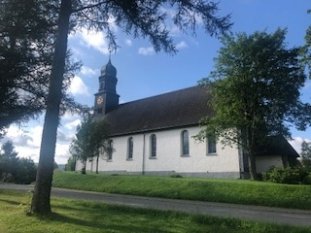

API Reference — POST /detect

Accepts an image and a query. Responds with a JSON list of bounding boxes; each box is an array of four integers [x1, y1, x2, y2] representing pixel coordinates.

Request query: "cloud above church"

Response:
[[80, 66, 97, 76], [76, 28, 110, 54], [138, 46, 155, 56], [70, 75, 90, 96], [176, 41, 188, 50]]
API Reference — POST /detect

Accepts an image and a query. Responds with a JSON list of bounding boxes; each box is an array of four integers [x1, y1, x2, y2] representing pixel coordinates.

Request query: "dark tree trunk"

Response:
[[31, 0, 72, 214], [96, 155, 99, 174], [248, 150, 258, 180], [241, 127, 258, 180], [81, 161, 86, 174]]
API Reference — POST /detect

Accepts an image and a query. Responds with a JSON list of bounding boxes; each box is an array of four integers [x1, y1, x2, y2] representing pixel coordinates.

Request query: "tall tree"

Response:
[[0, 140, 18, 181], [69, 114, 94, 174], [0, 0, 80, 137], [90, 119, 111, 174], [31, 0, 232, 214], [70, 116, 111, 174], [199, 29, 311, 180], [303, 9, 311, 79]]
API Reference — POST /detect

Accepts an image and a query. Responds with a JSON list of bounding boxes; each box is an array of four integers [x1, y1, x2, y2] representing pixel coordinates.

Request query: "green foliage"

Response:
[[199, 29, 311, 179], [301, 141, 311, 168], [0, 141, 37, 184], [53, 172, 311, 210], [264, 167, 309, 184], [69, 115, 111, 174], [303, 9, 311, 79], [13, 158, 37, 184], [1, 191, 310, 233], [65, 156, 76, 171], [0, 0, 80, 137]]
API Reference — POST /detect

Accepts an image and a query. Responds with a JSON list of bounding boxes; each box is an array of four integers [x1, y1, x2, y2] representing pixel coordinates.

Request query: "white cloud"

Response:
[[70, 75, 90, 96], [80, 66, 97, 76], [76, 28, 110, 54], [176, 41, 188, 50], [65, 119, 81, 131], [138, 46, 155, 56], [289, 137, 311, 155], [107, 15, 118, 32], [125, 39, 133, 46], [1, 120, 78, 164]]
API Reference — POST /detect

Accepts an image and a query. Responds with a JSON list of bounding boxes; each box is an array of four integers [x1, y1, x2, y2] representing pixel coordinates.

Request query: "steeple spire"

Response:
[[94, 58, 120, 116]]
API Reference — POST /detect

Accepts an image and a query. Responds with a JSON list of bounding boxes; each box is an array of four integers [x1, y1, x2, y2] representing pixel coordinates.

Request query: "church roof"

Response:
[[104, 86, 211, 136]]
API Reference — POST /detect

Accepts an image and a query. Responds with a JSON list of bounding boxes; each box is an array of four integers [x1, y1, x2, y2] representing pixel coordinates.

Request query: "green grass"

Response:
[[0, 190, 310, 233], [53, 171, 311, 210]]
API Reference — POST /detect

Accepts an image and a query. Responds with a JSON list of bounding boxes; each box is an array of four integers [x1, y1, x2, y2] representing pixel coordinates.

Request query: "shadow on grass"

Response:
[[43, 211, 172, 233], [0, 198, 25, 206]]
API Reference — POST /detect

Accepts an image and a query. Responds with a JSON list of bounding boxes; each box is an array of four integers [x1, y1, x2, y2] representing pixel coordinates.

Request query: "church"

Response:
[[75, 60, 299, 178]]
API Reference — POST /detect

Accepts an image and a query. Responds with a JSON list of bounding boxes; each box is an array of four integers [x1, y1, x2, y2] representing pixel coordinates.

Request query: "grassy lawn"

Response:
[[0, 190, 310, 233], [53, 171, 311, 210]]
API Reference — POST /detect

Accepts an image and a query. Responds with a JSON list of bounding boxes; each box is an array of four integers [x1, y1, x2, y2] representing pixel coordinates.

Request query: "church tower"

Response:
[[94, 59, 119, 116]]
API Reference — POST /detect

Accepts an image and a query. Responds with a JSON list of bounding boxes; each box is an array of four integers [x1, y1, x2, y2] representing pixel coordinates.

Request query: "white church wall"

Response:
[[256, 155, 284, 173], [143, 127, 240, 176], [97, 134, 144, 173], [83, 126, 241, 178]]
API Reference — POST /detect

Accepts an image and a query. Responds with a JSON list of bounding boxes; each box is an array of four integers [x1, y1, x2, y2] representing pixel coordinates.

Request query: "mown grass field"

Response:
[[0, 190, 310, 233], [53, 171, 311, 210]]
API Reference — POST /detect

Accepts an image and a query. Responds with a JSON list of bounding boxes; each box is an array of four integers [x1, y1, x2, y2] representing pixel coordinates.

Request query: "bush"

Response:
[[302, 173, 311, 185], [14, 158, 37, 184], [0, 157, 37, 184], [264, 166, 309, 184]]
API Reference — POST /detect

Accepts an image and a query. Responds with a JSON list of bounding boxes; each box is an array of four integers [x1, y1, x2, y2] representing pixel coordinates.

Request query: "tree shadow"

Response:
[[0, 198, 25, 206], [44, 212, 171, 233]]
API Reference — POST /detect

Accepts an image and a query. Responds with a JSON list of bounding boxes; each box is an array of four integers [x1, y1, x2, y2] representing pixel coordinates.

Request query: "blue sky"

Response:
[[1, 0, 311, 164]]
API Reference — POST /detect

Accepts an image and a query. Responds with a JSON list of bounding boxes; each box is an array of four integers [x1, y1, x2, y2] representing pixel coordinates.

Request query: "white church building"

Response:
[[75, 60, 299, 178]]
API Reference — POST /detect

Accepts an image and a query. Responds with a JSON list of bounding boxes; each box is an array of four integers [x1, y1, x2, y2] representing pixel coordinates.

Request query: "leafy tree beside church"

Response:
[[70, 114, 111, 174], [199, 29, 311, 180]]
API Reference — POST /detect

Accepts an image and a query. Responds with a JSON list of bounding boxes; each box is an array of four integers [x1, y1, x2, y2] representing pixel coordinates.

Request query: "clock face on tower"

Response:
[[96, 96, 104, 105]]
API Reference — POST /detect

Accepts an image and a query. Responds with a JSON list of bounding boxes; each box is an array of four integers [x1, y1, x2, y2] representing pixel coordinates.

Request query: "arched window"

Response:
[[181, 130, 189, 156], [150, 134, 157, 158], [107, 139, 113, 160], [127, 137, 133, 159], [207, 134, 217, 154]]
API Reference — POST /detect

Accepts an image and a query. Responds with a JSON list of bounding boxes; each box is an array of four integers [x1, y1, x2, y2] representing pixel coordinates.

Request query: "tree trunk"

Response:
[[31, 0, 72, 214], [248, 150, 258, 180], [81, 161, 86, 174], [96, 155, 99, 174]]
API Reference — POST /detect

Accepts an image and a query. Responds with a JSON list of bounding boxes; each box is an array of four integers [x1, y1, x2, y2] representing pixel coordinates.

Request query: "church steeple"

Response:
[[94, 59, 119, 116]]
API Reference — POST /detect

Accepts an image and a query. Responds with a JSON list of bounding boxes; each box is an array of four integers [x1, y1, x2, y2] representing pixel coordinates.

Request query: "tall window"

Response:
[[107, 139, 113, 160], [150, 134, 157, 158], [207, 134, 217, 154], [127, 137, 133, 159], [181, 130, 189, 156]]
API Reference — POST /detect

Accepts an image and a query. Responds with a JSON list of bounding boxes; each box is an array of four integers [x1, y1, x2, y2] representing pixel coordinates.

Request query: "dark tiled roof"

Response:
[[255, 136, 299, 158], [103, 86, 211, 136]]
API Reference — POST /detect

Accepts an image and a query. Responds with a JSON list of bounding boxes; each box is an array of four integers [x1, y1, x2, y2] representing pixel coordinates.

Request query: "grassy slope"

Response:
[[53, 172, 311, 210], [0, 190, 310, 233]]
